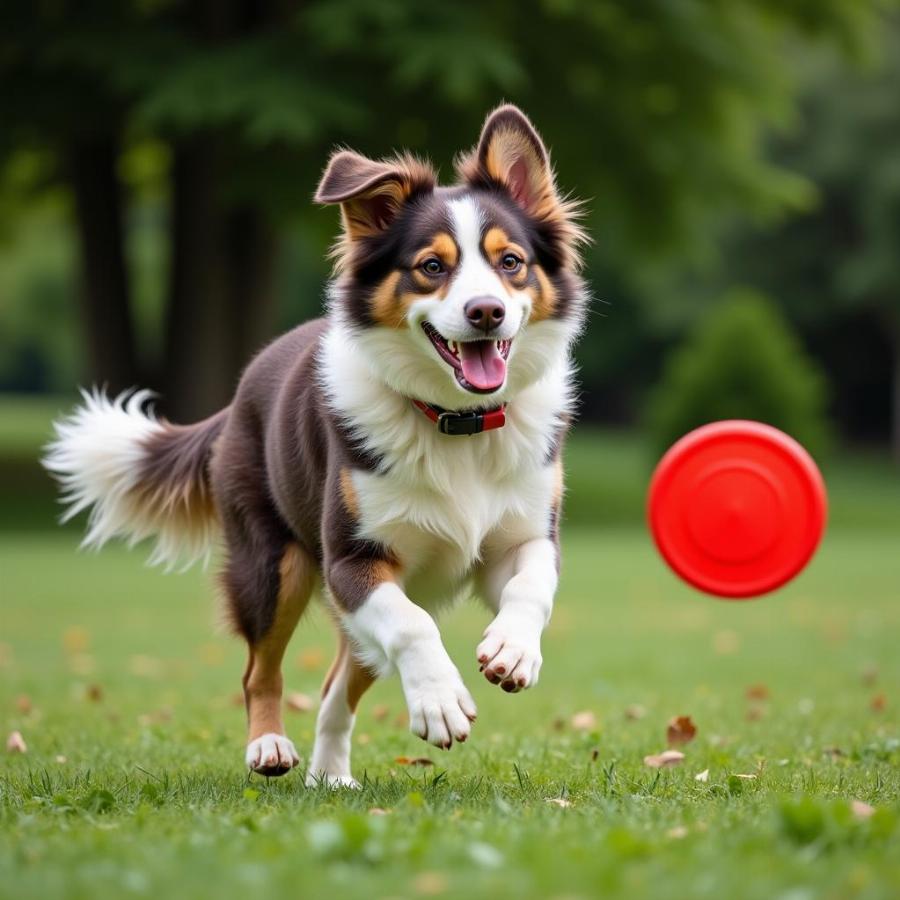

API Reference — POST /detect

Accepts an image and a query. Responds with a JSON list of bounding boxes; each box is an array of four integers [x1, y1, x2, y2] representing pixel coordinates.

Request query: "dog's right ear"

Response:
[[315, 150, 435, 241]]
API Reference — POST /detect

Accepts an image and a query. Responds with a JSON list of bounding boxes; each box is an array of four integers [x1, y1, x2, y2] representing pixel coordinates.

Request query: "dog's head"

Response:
[[316, 105, 588, 409]]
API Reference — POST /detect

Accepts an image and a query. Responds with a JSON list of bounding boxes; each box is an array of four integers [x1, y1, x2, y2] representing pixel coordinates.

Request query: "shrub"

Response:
[[646, 289, 831, 458]]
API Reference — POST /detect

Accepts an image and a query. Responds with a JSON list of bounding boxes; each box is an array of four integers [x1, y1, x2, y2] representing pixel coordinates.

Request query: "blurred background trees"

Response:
[[0, 0, 896, 454]]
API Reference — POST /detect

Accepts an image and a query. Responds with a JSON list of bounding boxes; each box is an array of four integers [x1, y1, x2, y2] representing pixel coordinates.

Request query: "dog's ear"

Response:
[[460, 105, 556, 219], [458, 105, 586, 268], [315, 150, 435, 240]]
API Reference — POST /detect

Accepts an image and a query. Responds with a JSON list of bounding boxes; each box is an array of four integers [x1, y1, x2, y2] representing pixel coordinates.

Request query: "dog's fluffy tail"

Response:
[[42, 389, 228, 569]]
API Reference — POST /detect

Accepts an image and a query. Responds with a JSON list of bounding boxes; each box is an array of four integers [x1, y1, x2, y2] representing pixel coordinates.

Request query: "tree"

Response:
[[0, 0, 884, 420]]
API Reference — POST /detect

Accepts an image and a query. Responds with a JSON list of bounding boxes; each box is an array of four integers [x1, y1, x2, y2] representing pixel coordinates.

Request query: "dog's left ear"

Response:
[[458, 105, 585, 268], [460, 105, 557, 220]]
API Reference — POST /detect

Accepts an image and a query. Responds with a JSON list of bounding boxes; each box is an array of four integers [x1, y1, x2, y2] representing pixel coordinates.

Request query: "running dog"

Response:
[[44, 104, 588, 786]]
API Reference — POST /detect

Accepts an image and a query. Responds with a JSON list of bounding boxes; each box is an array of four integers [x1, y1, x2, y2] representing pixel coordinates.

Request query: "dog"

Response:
[[43, 105, 588, 786]]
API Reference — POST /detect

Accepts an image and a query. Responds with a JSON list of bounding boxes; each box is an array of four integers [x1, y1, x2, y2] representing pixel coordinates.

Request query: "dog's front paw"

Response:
[[246, 733, 300, 776], [477, 617, 543, 692], [399, 655, 477, 749]]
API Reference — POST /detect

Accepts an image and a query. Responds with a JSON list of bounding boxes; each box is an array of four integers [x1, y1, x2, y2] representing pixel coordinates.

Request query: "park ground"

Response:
[[1, 397, 899, 899]]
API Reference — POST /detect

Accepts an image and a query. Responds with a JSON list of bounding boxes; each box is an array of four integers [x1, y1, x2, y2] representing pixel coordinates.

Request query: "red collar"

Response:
[[412, 399, 507, 436]]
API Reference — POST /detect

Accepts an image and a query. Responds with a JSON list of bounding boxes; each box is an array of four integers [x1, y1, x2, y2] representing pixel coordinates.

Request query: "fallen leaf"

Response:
[[230, 692, 244, 707], [395, 756, 434, 766], [746, 705, 766, 722], [356, 732, 371, 745], [823, 746, 845, 760], [666, 825, 689, 839], [694, 768, 710, 782], [297, 647, 324, 672], [545, 797, 572, 808], [371, 704, 389, 722], [413, 872, 448, 896], [666, 715, 697, 746], [393, 712, 409, 729], [624, 704, 646, 720], [15, 695, 32, 714], [55, 754, 67, 764], [368, 807, 391, 816], [870, 693, 887, 712], [551, 716, 566, 732], [644, 749, 685, 768], [731, 773, 757, 780], [861, 663, 878, 686], [63, 626, 90, 654], [851, 799, 876, 819], [285, 692, 314, 713], [6, 731, 26, 753], [591, 748, 600, 761], [712, 629, 740, 655], [745, 684, 770, 701], [571, 710, 597, 731], [86, 684, 103, 702]]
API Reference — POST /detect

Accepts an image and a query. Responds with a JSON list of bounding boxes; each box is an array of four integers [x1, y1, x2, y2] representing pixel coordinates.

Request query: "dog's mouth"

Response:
[[422, 322, 512, 394]]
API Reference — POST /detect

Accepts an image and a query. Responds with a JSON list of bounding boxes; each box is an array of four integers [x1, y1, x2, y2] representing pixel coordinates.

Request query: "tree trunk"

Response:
[[67, 137, 139, 393], [162, 139, 279, 423], [892, 326, 900, 465]]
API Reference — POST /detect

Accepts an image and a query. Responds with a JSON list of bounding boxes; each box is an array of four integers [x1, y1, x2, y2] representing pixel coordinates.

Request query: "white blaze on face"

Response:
[[427, 196, 526, 341]]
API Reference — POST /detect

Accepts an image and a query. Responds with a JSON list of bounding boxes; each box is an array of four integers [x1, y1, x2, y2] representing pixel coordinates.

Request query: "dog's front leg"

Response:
[[330, 560, 477, 749], [477, 537, 557, 692]]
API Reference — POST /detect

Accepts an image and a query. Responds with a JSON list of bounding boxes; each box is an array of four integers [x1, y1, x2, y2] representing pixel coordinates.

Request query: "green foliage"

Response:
[[647, 289, 831, 457]]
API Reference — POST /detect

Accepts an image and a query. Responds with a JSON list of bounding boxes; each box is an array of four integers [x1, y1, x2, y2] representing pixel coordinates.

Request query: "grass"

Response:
[[1, 396, 899, 898]]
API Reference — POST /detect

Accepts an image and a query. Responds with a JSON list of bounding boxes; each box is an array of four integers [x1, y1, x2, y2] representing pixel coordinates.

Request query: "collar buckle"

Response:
[[437, 410, 483, 436]]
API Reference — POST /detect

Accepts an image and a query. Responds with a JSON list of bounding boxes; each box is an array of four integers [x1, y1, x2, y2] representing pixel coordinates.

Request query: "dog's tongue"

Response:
[[459, 340, 506, 391]]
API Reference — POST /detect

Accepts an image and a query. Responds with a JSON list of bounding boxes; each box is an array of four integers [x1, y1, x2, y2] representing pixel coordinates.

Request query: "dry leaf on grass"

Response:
[[371, 704, 390, 722], [63, 626, 90, 654], [285, 692, 314, 713], [413, 872, 448, 896], [6, 731, 26, 753], [731, 773, 757, 781], [86, 684, 103, 702], [823, 746, 845, 760], [545, 797, 573, 808], [644, 749, 685, 768], [694, 768, 710, 782], [624, 704, 646, 721], [666, 825, 689, 839], [297, 647, 324, 672], [851, 799, 876, 819], [15, 695, 33, 714], [55, 754, 67, 764], [745, 684, 770, 701], [571, 710, 597, 731], [368, 807, 391, 816], [860, 663, 878, 686], [395, 756, 433, 766], [666, 715, 697, 746], [870, 693, 887, 712]]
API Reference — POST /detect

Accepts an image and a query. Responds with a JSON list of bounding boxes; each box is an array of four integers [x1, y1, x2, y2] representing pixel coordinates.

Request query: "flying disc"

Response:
[[648, 421, 827, 599]]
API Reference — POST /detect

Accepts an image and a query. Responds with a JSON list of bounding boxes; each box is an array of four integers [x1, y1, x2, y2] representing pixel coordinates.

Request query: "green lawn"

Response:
[[1, 398, 899, 899]]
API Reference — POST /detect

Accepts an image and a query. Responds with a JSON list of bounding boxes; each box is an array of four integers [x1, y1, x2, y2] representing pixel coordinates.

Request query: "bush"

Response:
[[646, 289, 831, 458]]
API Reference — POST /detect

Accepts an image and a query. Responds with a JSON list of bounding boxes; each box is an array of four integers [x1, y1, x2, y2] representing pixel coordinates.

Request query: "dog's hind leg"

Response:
[[223, 535, 316, 776], [306, 630, 377, 788]]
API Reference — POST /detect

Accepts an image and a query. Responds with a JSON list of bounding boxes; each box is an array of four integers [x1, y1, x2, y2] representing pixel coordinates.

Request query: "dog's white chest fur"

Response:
[[321, 323, 571, 607]]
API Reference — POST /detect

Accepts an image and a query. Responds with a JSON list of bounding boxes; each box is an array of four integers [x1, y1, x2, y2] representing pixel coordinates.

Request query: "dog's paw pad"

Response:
[[246, 733, 300, 776]]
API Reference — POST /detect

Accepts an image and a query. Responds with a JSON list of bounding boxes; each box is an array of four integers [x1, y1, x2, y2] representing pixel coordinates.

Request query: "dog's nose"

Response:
[[464, 297, 506, 332]]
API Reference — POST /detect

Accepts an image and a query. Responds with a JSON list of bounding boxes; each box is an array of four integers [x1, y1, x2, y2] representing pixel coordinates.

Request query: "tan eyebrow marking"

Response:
[[483, 227, 527, 266], [412, 232, 458, 269]]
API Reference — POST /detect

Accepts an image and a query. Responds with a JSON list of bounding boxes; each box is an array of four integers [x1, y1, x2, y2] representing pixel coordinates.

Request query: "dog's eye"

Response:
[[500, 253, 522, 272], [421, 258, 444, 276]]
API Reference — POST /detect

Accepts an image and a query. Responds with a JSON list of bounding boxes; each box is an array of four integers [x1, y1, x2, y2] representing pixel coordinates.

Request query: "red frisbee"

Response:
[[648, 421, 827, 599]]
